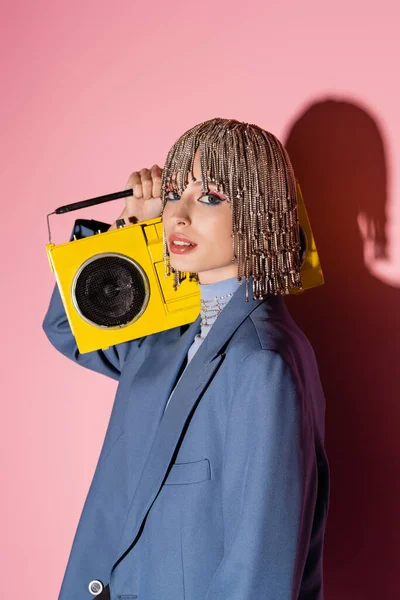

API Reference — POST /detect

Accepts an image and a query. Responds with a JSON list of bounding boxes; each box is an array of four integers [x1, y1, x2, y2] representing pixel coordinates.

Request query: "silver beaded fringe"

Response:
[[161, 118, 303, 302]]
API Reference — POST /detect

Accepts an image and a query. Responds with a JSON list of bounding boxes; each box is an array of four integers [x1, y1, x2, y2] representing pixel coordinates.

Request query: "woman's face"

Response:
[[162, 148, 238, 284]]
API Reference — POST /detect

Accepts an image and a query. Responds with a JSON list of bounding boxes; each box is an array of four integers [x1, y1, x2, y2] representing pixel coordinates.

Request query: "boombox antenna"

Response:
[[46, 211, 55, 244], [46, 189, 134, 243]]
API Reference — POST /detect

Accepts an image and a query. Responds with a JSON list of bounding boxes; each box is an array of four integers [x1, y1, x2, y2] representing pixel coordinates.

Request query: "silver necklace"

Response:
[[200, 292, 234, 327]]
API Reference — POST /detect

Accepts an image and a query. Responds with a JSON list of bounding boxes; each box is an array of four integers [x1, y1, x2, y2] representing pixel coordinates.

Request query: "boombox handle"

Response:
[[46, 188, 134, 243]]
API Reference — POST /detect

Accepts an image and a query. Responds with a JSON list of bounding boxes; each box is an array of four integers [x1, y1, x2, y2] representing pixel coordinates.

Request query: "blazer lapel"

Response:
[[112, 277, 282, 570], [123, 314, 202, 501]]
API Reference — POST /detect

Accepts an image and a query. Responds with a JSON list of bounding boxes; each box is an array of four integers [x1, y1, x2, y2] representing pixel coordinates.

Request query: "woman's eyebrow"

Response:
[[171, 179, 217, 188], [191, 179, 217, 187], [170, 176, 220, 189]]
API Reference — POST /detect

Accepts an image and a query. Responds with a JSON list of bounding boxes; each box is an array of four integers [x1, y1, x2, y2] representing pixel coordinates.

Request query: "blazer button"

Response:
[[88, 580, 104, 595]]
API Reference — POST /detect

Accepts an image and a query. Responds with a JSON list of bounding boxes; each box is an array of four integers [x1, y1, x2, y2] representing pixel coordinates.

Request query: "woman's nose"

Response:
[[170, 203, 191, 225]]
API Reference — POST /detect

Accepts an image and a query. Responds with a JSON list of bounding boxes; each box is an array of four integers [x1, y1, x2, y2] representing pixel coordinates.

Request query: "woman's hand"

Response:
[[108, 165, 164, 230]]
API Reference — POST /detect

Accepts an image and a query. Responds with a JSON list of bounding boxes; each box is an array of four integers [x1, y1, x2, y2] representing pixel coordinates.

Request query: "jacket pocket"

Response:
[[164, 458, 211, 486]]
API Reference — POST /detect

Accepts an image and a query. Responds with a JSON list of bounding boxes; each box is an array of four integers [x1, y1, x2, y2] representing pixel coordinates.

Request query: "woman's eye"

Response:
[[166, 191, 180, 202], [165, 190, 226, 205], [198, 193, 224, 206]]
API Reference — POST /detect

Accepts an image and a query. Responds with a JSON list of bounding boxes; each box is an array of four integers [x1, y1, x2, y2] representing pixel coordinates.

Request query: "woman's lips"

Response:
[[168, 233, 198, 254], [169, 241, 198, 254]]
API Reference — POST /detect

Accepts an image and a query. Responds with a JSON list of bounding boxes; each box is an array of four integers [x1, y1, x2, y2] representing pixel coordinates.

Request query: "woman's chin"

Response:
[[169, 257, 199, 273]]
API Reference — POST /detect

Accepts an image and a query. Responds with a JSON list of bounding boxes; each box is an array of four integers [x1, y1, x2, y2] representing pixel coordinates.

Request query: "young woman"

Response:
[[43, 118, 330, 600]]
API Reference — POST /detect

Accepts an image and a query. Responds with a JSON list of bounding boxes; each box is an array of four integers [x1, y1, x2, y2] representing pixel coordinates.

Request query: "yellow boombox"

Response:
[[46, 181, 323, 353]]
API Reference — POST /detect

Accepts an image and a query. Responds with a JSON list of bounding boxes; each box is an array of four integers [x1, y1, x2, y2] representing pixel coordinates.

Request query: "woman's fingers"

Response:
[[117, 165, 164, 225], [151, 164, 163, 199]]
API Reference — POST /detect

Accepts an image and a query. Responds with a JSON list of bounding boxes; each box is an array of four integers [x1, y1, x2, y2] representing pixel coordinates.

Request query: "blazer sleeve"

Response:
[[204, 349, 317, 600], [42, 218, 142, 381]]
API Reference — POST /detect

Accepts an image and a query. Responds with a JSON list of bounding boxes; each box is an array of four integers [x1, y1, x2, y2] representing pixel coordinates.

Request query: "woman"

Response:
[[43, 118, 330, 599]]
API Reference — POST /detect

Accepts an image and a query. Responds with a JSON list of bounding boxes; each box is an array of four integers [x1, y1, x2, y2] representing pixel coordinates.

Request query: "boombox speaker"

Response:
[[45, 181, 323, 354]]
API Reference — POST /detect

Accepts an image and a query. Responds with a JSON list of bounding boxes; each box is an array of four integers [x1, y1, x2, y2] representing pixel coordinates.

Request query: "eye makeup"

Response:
[[165, 190, 227, 205]]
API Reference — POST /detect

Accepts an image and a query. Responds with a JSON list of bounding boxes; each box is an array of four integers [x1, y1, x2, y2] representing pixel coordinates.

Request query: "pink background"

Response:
[[2, 1, 399, 598]]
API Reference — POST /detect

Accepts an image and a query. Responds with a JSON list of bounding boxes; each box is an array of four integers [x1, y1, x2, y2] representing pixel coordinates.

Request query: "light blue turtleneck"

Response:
[[163, 276, 241, 413]]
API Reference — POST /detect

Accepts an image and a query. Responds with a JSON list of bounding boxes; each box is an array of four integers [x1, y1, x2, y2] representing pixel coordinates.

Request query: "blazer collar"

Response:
[[199, 276, 289, 363]]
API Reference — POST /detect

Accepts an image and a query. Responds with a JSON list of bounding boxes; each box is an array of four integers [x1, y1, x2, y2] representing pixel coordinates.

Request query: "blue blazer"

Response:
[[43, 220, 330, 600]]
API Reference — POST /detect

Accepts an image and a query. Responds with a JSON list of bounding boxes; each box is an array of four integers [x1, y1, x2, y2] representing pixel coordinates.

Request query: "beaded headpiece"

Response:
[[161, 117, 303, 301]]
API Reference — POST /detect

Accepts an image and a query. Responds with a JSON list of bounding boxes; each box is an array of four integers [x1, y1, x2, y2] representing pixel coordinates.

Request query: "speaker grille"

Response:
[[73, 254, 149, 328]]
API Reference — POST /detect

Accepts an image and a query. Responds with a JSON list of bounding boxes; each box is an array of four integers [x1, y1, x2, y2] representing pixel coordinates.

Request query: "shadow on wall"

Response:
[[284, 99, 400, 600]]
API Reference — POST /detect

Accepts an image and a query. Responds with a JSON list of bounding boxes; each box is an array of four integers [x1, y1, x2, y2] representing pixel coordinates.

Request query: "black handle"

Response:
[[54, 189, 134, 214]]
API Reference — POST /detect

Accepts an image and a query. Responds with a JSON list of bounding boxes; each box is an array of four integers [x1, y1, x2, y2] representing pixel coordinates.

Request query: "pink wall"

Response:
[[2, 1, 399, 598]]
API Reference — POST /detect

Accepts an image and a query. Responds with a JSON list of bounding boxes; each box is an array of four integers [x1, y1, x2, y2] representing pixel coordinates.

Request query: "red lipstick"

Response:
[[168, 233, 198, 254]]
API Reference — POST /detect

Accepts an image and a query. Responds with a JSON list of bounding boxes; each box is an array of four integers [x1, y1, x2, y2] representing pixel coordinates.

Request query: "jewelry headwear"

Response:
[[161, 117, 303, 301]]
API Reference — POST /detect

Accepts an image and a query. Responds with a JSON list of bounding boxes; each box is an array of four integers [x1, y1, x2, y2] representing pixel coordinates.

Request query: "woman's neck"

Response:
[[199, 276, 241, 329]]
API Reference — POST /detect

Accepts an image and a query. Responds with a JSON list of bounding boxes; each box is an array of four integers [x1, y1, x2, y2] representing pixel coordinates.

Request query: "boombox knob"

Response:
[[116, 219, 126, 228]]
